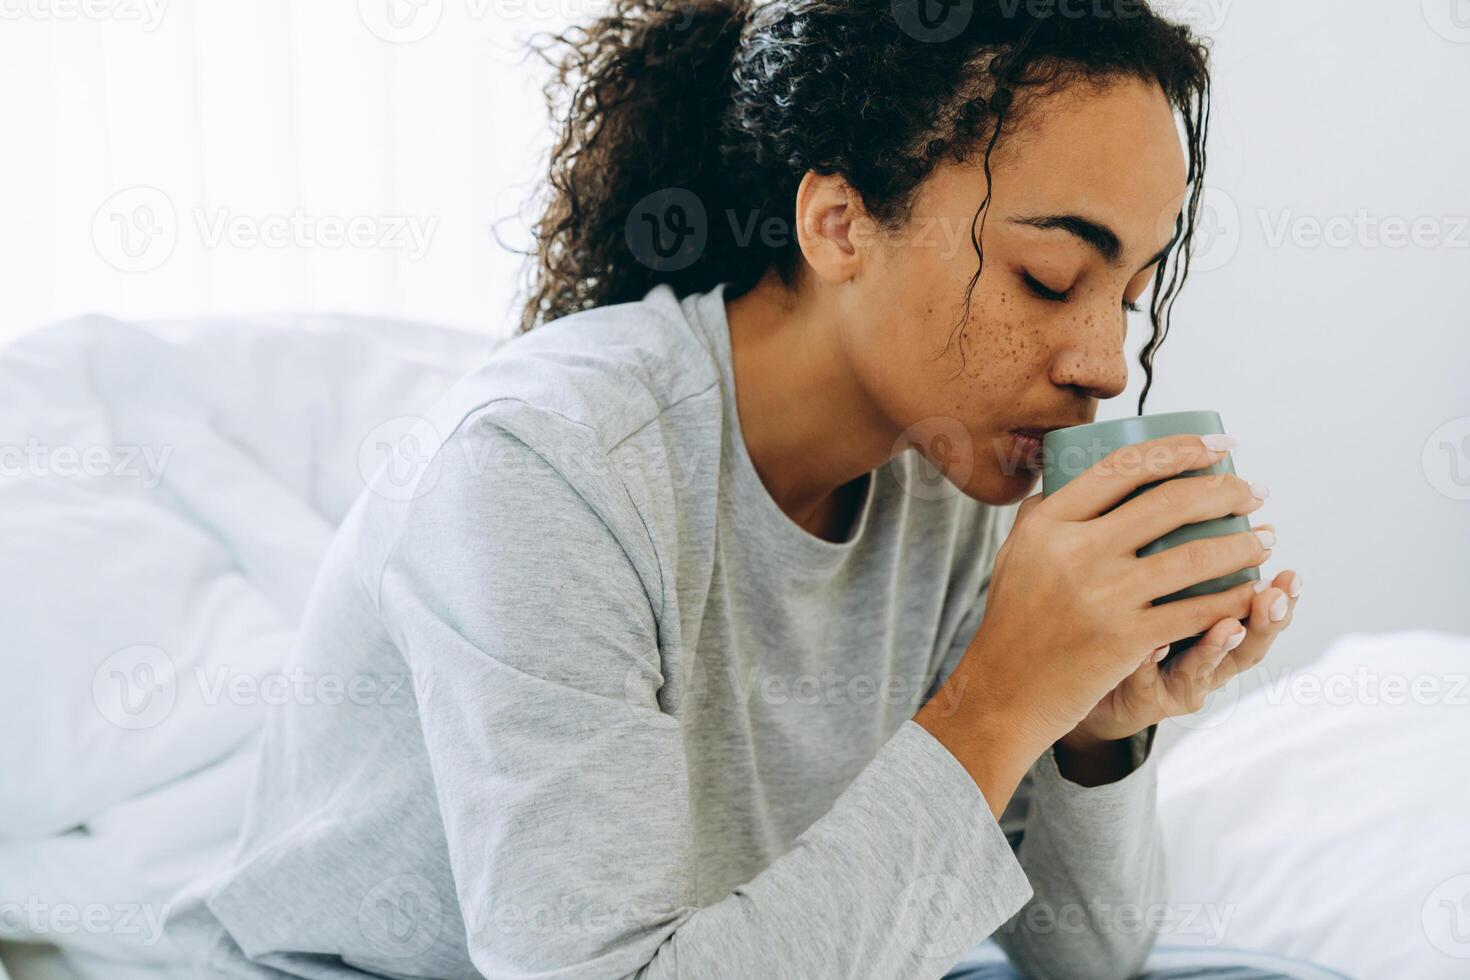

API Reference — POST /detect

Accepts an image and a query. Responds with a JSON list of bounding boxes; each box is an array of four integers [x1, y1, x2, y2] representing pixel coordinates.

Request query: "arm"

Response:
[[988, 728, 1167, 980], [923, 567, 1166, 980], [378, 412, 1038, 980]]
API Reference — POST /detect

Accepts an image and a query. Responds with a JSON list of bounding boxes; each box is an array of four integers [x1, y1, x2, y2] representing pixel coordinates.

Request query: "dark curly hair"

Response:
[[518, 0, 1211, 413]]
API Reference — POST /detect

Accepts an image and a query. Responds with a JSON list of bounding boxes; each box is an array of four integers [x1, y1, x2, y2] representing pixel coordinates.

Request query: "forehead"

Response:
[[988, 77, 1189, 253]]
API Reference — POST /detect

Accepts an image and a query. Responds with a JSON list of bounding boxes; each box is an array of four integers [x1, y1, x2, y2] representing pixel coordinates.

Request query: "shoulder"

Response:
[[454, 284, 721, 452], [355, 287, 719, 614]]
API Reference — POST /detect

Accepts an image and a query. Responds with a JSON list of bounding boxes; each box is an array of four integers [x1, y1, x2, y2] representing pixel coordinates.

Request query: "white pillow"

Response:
[[1157, 630, 1470, 979]]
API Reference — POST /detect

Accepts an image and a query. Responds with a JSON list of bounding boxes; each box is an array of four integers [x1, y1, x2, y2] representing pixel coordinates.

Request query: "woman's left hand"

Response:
[[1062, 559, 1302, 746]]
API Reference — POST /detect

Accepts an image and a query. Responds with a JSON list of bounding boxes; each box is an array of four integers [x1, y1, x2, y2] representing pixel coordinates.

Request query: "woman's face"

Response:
[[837, 76, 1188, 506]]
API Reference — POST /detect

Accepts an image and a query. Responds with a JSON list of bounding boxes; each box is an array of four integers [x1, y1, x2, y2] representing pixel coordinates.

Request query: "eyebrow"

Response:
[[1007, 213, 1176, 273]]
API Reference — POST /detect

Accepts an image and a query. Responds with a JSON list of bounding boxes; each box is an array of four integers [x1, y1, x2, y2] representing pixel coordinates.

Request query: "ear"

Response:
[[794, 171, 874, 284]]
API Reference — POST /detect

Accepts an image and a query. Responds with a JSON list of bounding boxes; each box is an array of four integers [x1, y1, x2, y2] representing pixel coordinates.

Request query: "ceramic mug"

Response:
[[1041, 410, 1258, 663]]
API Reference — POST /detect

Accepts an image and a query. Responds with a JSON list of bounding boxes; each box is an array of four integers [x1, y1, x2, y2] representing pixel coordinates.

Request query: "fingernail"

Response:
[[1269, 593, 1289, 622], [1253, 528, 1276, 549], [1250, 482, 1270, 499], [1223, 628, 1247, 652], [1202, 434, 1237, 452], [1288, 572, 1303, 598], [1151, 644, 1169, 663], [1253, 579, 1270, 593]]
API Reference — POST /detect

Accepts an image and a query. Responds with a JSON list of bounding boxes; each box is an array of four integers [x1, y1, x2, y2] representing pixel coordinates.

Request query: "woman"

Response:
[[170, 0, 1316, 977]]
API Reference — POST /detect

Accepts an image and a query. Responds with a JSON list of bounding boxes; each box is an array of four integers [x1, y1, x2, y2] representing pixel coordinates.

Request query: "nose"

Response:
[[1047, 324, 1129, 401]]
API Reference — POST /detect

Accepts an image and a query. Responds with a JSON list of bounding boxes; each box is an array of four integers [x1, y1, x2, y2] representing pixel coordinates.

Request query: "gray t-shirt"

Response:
[[168, 284, 1165, 979]]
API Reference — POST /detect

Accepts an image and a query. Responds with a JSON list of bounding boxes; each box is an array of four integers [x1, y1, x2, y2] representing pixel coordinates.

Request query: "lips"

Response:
[[1012, 431, 1045, 470]]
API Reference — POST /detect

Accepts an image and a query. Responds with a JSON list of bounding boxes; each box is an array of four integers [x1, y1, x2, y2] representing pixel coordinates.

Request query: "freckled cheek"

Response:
[[968, 297, 1052, 382]]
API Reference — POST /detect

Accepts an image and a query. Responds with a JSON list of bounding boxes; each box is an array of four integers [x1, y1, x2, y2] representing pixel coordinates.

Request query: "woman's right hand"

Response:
[[917, 433, 1270, 809]]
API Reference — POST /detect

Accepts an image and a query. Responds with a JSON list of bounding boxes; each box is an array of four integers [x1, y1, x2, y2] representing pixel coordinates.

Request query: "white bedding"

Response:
[[0, 312, 487, 977], [0, 313, 1464, 980], [1156, 629, 1470, 979]]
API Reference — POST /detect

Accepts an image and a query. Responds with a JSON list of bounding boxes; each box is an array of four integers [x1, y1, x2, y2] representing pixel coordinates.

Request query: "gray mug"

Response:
[[1041, 410, 1258, 663]]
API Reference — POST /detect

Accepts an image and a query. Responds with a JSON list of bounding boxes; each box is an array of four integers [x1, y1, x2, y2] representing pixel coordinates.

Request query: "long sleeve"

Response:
[[932, 537, 1168, 980], [988, 729, 1167, 980], [376, 415, 1037, 980]]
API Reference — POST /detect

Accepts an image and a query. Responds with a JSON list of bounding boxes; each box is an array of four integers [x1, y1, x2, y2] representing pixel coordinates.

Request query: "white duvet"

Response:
[[0, 314, 1464, 980]]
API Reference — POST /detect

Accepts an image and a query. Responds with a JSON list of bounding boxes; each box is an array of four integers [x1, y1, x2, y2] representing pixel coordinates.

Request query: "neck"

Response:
[[723, 271, 897, 539]]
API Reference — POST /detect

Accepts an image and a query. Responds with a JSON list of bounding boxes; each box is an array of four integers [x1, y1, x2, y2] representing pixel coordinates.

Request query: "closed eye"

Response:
[[1022, 271, 1070, 303]]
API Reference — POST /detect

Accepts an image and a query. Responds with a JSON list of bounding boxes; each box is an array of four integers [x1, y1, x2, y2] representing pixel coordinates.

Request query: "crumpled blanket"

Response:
[[0, 312, 489, 976]]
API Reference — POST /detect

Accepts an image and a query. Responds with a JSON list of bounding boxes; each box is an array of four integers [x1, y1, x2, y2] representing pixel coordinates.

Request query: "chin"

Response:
[[954, 466, 1040, 507]]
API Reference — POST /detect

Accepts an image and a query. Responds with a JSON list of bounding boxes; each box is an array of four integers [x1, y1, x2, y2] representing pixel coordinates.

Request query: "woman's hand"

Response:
[[1063, 564, 1302, 746], [973, 434, 1273, 739], [918, 433, 1274, 812]]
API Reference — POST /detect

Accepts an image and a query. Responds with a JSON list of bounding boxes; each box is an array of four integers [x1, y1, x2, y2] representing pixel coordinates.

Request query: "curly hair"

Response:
[[519, 0, 1211, 413]]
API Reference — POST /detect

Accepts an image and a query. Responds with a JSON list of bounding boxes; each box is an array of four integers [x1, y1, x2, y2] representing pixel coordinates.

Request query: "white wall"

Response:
[[2, 0, 1466, 666], [1117, 0, 1470, 667]]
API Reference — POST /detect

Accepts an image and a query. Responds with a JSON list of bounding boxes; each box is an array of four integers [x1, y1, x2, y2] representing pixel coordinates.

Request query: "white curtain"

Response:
[[0, 0, 577, 343]]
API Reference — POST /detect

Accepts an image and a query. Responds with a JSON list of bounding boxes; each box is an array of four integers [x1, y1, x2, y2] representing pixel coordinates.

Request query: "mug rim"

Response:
[[1042, 409, 1222, 447]]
